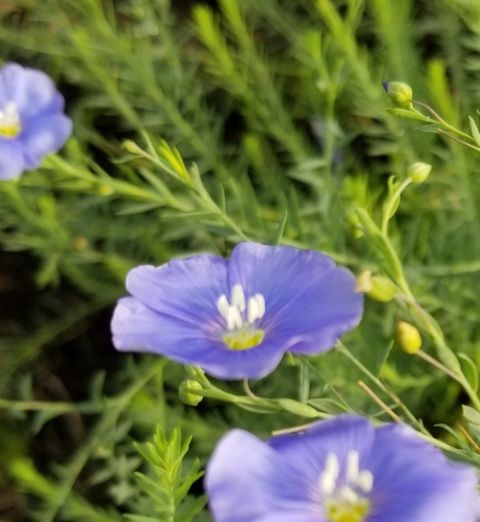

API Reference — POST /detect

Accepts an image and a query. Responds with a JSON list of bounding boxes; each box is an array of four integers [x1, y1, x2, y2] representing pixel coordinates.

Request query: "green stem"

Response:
[[381, 178, 412, 234]]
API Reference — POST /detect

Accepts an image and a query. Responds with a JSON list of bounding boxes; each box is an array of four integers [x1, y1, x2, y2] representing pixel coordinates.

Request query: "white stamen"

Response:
[[346, 450, 360, 483], [231, 284, 246, 312], [247, 296, 259, 324], [217, 295, 230, 321], [319, 450, 374, 515], [338, 486, 359, 504], [247, 294, 266, 324], [226, 306, 243, 330], [357, 470, 374, 493], [0, 102, 20, 126], [217, 285, 266, 334], [320, 453, 339, 495], [254, 293, 265, 319]]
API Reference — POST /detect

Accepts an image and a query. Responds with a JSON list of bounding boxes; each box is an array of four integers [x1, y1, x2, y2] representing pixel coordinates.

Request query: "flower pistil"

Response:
[[217, 284, 265, 350], [320, 451, 373, 522], [0, 102, 21, 139]]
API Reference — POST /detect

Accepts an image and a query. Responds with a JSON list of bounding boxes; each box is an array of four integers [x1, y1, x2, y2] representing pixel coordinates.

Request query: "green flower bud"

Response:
[[396, 321, 422, 354], [356, 270, 397, 302], [383, 81, 413, 108], [179, 380, 203, 406], [407, 162, 431, 184]]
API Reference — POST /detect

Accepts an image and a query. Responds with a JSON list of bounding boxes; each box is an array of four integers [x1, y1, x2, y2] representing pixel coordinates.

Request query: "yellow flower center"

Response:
[[326, 498, 371, 522], [217, 284, 266, 350], [223, 328, 265, 350], [0, 102, 21, 139]]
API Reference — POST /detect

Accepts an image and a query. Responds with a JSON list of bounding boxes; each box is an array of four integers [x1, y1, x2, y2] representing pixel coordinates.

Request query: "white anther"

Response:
[[346, 451, 360, 483], [338, 486, 359, 504], [254, 293, 265, 319], [231, 284, 246, 312], [357, 470, 374, 493], [226, 306, 243, 331], [247, 294, 266, 324], [0, 102, 19, 124], [320, 453, 339, 496], [217, 295, 230, 321], [247, 297, 259, 324]]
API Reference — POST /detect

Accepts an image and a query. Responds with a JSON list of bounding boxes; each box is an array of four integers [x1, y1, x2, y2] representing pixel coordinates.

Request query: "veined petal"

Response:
[[20, 113, 72, 169], [366, 424, 478, 522], [126, 255, 228, 330], [228, 242, 363, 354], [0, 140, 25, 179], [111, 297, 285, 379], [206, 430, 318, 522], [268, 416, 375, 486]]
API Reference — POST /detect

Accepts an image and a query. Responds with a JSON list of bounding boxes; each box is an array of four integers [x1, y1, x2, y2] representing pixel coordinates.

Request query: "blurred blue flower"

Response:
[[0, 63, 72, 179], [206, 415, 478, 522], [111, 242, 363, 379]]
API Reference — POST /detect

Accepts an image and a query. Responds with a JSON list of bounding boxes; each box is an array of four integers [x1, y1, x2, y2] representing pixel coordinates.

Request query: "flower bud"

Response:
[[407, 162, 431, 184], [396, 321, 422, 354], [178, 380, 203, 406], [356, 270, 397, 302], [383, 81, 413, 109], [123, 139, 142, 154], [73, 236, 89, 251]]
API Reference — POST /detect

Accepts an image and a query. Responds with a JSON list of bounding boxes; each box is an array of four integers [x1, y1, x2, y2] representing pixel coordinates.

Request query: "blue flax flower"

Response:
[[206, 415, 478, 522], [0, 63, 72, 179], [111, 242, 363, 379]]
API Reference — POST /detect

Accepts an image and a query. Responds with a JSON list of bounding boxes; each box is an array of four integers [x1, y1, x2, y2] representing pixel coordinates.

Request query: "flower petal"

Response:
[[206, 430, 318, 522], [20, 114, 72, 169], [111, 297, 285, 379], [367, 424, 478, 522], [228, 242, 363, 354], [126, 255, 228, 330], [268, 415, 375, 486], [0, 140, 25, 179], [0, 63, 64, 120]]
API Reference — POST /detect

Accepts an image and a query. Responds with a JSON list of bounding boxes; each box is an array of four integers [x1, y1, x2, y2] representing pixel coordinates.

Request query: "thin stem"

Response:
[[413, 101, 473, 142], [415, 350, 463, 383], [337, 344, 429, 434], [243, 379, 258, 400], [272, 422, 319, 436], [458, 424, 480, 453], [357, 380, 401, 422], [437, 129, 480, 152], [381, 178, 412, 235]]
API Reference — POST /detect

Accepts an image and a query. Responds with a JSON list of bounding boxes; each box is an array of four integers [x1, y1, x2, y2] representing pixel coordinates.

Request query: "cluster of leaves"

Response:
[[1, 0, 480, 519]]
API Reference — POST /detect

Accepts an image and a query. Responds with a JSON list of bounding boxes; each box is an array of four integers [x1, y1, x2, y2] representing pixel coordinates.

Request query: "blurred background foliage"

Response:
[[1, 0, 480, 519]]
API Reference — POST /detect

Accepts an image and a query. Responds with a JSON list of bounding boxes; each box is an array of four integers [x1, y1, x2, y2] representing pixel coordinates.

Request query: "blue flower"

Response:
[[0, 63, 72, 179], [206, 415, 478, 522], [111, 242, 363, 379]]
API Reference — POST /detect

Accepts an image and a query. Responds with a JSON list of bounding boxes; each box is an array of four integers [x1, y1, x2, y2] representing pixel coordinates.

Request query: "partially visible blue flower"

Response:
[[206, 415, 478, 522], [111, 242, 363, 379], [0, 63, 72, 179]]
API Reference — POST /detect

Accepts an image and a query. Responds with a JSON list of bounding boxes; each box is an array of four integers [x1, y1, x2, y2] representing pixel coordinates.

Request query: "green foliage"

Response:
[[1, 0, 480, 519], [126, 427, 206, 522]]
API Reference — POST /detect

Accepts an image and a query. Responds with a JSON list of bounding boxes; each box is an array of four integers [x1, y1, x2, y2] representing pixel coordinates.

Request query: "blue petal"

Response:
[[125, 255, 228, 329], [111, 297, 285, 379], [20, 114, 72, 169], [228, 243, 363, 354], [0, 63, 64, 121], [366, 424, 478, 522], [0, 140, 25, 179], [268, 416, 375, 486], [116, 255, 289, 379], [206, 430, 320, 522]]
